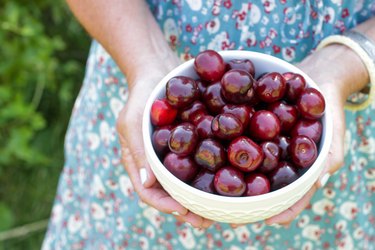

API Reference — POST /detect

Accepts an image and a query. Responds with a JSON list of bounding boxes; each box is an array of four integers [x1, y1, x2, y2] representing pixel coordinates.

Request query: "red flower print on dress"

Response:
[[223, 0, 232, 9], [342, 8, 349, 18]]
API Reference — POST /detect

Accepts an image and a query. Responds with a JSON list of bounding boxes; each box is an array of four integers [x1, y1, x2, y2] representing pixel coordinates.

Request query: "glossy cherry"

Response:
[[259, 141, 280, 173], [194, 50, 226, 82], [195, 115, 214, 138], [289, 135, 318, 168], [291, 119, 323, 143], [283, 72, 306, 102], [273, 136, 291, 160], [191, 169, 216, 193], [227, 59, 255, 77], [166, 76, 199, 108], [194, 138, 226, 172], [297, 88, 325, 120], [168, 123, 198, 156], [214, 166, 246, 197], [255, 72, 286, 103], [203, 82, 227, 114], [163, 153, 198, 182], [269, 161, 299, 191], [244, 173, 271, 196], [227, 136, 264, 172], [150, 98, 177, 126], [222, 104, 253, 128], [249, 110, 281, 141], [152, 125, 173, 156], [220, 69, 255, 103], [268, 101, 298, 133], [196, 79, 208, 97], [212, 113, 244, 140], [180, 100, 207, 124]]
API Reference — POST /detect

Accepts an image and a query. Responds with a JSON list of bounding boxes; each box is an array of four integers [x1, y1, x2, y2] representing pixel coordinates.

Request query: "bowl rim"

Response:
[[142, 50, 333, 204]]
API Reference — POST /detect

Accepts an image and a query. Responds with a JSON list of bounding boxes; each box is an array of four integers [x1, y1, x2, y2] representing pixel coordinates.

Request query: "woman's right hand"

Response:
[[116, 57, 214, 229]]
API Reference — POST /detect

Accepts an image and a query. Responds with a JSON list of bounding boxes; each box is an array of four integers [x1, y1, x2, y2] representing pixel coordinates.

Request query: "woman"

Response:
[[43, 1, 375, 249]]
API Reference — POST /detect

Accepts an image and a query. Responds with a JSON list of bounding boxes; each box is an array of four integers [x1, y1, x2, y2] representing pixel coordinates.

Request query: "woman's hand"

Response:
[[265, 80, 346, 226], [116, 56, 213, 229], [264, 45, 358, 227]]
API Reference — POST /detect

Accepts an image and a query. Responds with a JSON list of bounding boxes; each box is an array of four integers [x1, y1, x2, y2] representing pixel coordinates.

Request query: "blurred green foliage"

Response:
[[0, 0, 90, 248]]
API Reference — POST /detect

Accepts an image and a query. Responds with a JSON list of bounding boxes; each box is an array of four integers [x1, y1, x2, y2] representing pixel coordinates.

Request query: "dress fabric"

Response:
[[43, 1, 375, 249]]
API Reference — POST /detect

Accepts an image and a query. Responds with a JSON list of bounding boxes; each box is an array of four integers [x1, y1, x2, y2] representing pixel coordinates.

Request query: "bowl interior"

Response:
[[142, 50, 333, 204]]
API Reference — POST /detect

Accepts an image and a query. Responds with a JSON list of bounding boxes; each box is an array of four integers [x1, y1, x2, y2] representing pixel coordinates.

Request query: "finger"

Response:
[[121, 146, 188, 215], [230, 223, 246, 229], [201, 219, 214, 229], [265, 185, 317, 225], [173, 215, 213, 229], [174, 211, 204, 228]]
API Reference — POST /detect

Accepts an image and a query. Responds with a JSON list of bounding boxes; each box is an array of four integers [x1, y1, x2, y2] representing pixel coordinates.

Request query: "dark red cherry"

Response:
[[256, 72, 268, 80], [269, 161, 299, 191], [152, 125, 173, 156], [222, 104, 253, 128], [227, 59, 255, 77], [244, 173, 270, 196], [291, 119, 322, 143], [211, 113, 244, 140], [268, 101, 298, 133], [255, 72, 286, 103], [249, 111, 281, 141], [289, 135, 318, 168], [150, 98, 177, 126], [194, 138, 226, 172], [259, 141, 280, 173], [220, 69, 255, 103], [283, 72, 306, 102], [163, 153, 198, 182], [180, 100, 207, 124], [168, 123, 198, 156], [194, 50, 226, 82], [203, 82, 227, 114], [195, 115, 214, 138], [196, 79, 209, 97], [191, 169, 215, 193], [228, 136, 264, 172], [273, 136, 291, 160], [297, 88, 325, 120], [214, 166, 246, 197], [166, 76, 199, 108]]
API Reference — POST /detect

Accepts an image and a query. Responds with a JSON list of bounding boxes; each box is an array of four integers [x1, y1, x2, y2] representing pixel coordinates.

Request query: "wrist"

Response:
[[300, 43, 369, 99]]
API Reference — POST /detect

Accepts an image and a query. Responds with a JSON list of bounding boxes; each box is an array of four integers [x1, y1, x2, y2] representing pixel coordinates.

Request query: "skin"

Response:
[[66, 0, 374, 229]]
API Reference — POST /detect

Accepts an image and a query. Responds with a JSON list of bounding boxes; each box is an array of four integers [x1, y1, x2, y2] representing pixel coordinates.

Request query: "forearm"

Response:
[[300, 17, 375, 98], [66, 0, 177, 86]]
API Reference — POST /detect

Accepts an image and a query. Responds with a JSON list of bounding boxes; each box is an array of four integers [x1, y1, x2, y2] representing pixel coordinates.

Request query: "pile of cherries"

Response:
[[150, 50, 325, 197]]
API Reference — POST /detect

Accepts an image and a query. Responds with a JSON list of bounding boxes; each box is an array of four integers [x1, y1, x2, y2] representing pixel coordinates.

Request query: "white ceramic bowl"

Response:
[[142, 50, 333, 224]]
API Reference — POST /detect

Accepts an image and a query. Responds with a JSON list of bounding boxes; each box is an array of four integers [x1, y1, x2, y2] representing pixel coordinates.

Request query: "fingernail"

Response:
[[140, 168, 148, 185], [185, 222, 192, 227], [320, 173, 330, 187], [171, 211, 180, 216], [269, 223, 281, 228]]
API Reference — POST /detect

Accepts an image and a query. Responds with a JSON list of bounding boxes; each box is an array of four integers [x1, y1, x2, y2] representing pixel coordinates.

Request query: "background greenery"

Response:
[[0, 0, 90, 249]]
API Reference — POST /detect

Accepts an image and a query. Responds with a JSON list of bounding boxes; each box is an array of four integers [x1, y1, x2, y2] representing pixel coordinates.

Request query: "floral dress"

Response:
[[43, 1, 375, 249]]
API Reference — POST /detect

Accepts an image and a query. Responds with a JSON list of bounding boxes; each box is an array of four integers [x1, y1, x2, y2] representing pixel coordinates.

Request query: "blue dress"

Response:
[[43, 1, 375, 249]]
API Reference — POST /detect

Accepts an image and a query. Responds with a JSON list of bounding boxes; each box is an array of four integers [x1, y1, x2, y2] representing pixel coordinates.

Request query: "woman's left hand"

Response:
[[264, 57, 348, 227]]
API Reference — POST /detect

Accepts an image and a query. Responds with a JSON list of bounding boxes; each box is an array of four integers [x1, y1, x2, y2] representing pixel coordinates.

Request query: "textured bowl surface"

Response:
[[142, 50, 333, 224]]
